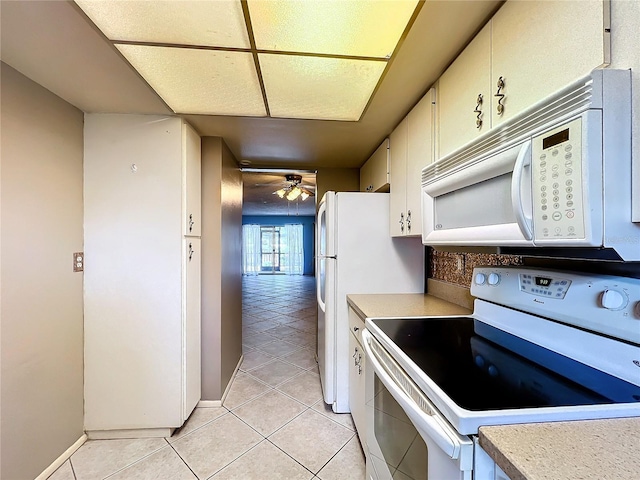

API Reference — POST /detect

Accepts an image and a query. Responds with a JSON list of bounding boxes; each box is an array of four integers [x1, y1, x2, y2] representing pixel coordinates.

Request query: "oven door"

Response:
[[362, 330, 473, 480]]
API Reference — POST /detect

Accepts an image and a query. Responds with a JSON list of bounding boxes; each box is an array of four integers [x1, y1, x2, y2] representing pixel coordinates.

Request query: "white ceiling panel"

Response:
[[75, 0, 250, 48], [248, 0, 419, 58], [260, 53, 386, 121], [116, 45, 267, 116]]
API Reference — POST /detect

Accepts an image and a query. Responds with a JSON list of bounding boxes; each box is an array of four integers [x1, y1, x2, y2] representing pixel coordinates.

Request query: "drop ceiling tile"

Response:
[[116, 45, 266, 116], [75, 0, 250, 48], [259, 53, 386, 121], [248, 0, 419, 58]]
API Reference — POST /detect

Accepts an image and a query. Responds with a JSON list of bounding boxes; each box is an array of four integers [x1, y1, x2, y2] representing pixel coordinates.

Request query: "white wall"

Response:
[[1, 63, 85, 480]]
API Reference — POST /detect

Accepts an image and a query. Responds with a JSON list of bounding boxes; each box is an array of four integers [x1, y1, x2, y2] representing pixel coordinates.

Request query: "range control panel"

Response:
[[531, 118, 586, 241], [471, 267, 640, 345], [519, 273, 571, 299]]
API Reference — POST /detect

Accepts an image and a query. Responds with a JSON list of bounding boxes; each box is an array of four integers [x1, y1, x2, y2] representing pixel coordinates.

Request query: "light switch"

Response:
[[74, 252, 84, 272]]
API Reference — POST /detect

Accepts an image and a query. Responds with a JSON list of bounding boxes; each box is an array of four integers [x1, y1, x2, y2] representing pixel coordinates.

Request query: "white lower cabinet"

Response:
[[348, 306, 367, 452], [84, 114, 201, 436], [474, 439, 512, 480]]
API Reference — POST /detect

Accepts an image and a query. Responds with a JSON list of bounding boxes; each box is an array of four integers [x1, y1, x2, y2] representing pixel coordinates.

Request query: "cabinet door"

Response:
[[184, 237, 201, 421], [359, 159, 372, 192], [406, 89, 435, 237], [389, 117, 408, 237], [183, 122, 202, 236], [491, 0, 608, 126], [348, 331, 366, 449], [437, 22, 492, 159], [360, 139, 390, 192]]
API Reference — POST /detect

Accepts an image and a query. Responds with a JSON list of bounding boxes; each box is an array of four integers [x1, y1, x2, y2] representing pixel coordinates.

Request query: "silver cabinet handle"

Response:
[[474, 94, 483, 128], [353, 326, 359, 332], [188, 214, 195, 233], [495, 77, 505, 116], [188, 242, 194, 261], [407, 210, 412, 232], [399, 212, 404, 233]]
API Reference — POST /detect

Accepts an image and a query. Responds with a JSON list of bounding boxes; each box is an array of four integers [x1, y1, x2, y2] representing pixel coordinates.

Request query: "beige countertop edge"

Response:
[[346, 293, 471, 319], [479, 417, 640, 480]]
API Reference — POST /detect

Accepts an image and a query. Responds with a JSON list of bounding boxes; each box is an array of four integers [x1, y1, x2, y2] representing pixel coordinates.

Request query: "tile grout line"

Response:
[[101, 442, 169, 480], [165, 437, 200, 480]]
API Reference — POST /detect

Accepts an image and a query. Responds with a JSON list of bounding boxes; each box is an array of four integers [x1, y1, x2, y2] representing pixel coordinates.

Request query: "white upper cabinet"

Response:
[[360, 139, 389, 192], [406, 88, 435, 238], [438, 23, 492, 159], [491, 0, 608, 127], [390, 88, 436, 237], [437, 0, 609, 159], [389, 117, 409, 237], [183, 122, 201, 236]]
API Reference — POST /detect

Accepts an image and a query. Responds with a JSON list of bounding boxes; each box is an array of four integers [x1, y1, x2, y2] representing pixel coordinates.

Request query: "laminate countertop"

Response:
[[479, 417, 640, 480], [347, 288, 640, 480], [346, 293, 472, 319]]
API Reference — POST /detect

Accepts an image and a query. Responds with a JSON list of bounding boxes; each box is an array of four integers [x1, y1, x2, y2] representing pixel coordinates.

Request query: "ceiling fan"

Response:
[[273, 174, 315, 202]]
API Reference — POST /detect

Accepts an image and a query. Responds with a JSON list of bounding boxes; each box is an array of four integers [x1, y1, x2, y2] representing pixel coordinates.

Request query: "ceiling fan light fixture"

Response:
[[300, 191, 310, 201], [286, 186, 302, 201], [274, 188, 287, 198]]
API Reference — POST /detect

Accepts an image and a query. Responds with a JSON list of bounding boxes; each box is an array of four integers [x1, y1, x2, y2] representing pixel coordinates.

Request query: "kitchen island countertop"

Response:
[[479, 417, 640, 480]]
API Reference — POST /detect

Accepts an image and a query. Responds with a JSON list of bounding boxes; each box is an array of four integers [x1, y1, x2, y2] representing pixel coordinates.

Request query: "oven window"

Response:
[[371, 375, 427, 480]]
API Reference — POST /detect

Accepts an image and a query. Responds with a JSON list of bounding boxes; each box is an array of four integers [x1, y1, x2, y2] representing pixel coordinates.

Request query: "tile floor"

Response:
[[49, 274, 365, 480]]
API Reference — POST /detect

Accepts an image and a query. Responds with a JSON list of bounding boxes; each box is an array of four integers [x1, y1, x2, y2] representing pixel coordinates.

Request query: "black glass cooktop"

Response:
[[370, 317, 640, 411]]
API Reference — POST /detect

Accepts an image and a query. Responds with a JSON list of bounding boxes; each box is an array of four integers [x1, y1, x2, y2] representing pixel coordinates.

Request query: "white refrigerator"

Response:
[[316, 191, 424, 413]]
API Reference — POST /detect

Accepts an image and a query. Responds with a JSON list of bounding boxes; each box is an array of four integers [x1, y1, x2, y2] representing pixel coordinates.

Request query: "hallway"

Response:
[[47, 275, 365, 480]]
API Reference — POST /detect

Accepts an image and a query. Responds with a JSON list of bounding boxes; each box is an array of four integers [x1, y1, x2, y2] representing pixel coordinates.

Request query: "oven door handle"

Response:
[[362, 330, 467, 460]]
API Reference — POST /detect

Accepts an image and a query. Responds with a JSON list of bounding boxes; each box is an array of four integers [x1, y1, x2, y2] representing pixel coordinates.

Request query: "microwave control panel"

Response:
[[531, 118, 586, 240]]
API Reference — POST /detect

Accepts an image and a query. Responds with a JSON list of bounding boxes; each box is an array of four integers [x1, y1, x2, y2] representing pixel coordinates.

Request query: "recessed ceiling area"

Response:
[[75, 0, 420, 121], [0, 0, 502, 169]]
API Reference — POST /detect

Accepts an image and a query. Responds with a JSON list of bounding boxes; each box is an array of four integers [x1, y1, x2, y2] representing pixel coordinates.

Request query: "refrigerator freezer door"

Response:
[[317, 191, 337, 406]]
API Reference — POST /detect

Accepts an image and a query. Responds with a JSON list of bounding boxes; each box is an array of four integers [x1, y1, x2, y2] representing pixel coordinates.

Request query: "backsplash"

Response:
[[427, 248, 523, 287]]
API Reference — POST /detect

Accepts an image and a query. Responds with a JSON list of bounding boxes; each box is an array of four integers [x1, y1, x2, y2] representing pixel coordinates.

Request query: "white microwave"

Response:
[[422, 69, 640, 261]]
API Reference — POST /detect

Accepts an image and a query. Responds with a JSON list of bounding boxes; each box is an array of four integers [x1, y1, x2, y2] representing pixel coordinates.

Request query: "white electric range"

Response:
[[363, 266, 640, 480]]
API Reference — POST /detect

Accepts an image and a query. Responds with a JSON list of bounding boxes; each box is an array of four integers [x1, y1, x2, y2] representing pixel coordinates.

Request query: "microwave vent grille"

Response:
[[423, 75, 595, 187]]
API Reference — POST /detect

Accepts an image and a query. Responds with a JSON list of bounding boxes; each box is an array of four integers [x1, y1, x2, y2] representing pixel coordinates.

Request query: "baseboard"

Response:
[[86, 428, 174, 440], [198, 354, 243, 408], [35, 434, 87, 480]]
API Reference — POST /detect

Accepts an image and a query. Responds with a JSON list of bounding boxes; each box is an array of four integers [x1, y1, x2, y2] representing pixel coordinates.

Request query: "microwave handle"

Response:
[[511, 140, 533, 240], [362, 330, 466, 460]]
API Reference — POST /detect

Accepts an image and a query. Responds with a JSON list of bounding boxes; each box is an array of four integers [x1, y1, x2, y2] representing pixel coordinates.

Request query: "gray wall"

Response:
[[315, 167, 360, 203], [1, 64, 85, 480], [220, 140, 243, 395], [201, 137, 243, 400]]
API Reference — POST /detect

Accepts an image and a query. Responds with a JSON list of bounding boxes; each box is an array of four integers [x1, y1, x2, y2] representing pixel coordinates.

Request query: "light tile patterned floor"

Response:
[[50, 275, 365, 480]]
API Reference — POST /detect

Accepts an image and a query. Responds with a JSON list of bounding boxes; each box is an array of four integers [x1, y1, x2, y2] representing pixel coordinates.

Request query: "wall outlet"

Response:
[[73, 252, 84, 272]]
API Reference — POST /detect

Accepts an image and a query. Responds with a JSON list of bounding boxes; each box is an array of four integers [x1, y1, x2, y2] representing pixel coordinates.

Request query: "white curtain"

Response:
[[242, 224, 262, 275], [284, 223, 304, 275]]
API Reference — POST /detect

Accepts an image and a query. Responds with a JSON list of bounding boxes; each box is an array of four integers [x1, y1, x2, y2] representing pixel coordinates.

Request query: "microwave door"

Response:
[[422, 142, 535, 247]]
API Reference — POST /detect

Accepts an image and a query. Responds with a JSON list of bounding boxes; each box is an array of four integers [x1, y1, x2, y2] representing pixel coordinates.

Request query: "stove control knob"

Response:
[[600, 289, 628, 311], [488, 273, 501, 286], [475, 273, 487, 285]]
